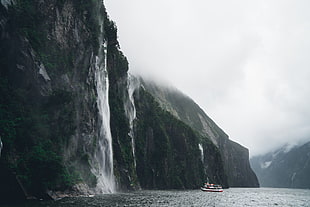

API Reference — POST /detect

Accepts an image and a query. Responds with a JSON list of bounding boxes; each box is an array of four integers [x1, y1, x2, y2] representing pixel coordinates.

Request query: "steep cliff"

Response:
[[133, 87, 227, 189], [0, 0, 256, 203], [250, 141, 310, 188], [0, 0, 119, 201], [143, 80, 259, 187]]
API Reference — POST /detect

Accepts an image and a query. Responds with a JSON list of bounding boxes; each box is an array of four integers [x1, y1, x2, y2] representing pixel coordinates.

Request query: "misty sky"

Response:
[[105, 0, 310, 156]]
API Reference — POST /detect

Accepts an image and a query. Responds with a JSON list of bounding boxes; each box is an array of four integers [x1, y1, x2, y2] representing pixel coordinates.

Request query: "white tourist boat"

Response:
[[201, 182, 223, 192]]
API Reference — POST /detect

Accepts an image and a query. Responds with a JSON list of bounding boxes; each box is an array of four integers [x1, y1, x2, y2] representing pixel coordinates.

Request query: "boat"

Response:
[[201, 182, 223, 192]]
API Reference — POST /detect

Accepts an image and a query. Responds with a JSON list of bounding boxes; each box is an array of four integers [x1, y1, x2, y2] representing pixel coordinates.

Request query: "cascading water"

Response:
[[198, 143, 204, 163], [124, 74, 140, 167], [0, 137, 3, 157], [91, 11, 115, 193]]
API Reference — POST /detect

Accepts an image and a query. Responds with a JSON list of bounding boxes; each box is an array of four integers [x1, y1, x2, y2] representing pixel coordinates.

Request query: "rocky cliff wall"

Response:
[[0, 0, 116, 200], [143, 80, 259, 187], [133, 88, 228, 189]]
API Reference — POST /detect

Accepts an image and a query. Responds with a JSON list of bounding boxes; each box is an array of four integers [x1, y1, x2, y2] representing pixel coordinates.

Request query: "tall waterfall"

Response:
[[198, 143, 204, 163], [91, 13, 115, 193], [124, 74, 139, 167]]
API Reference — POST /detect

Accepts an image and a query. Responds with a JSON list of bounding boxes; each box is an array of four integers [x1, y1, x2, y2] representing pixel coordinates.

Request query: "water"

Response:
[[124, 74, 140, 168], [5, 188, 309, 207], [198, 143, 204, 163], [0, 137, 3, 157], [93, 50, 115, 193], [90, 7, 115, 193]]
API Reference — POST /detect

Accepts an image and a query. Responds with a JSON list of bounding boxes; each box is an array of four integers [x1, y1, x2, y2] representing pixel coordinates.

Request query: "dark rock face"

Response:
[[0, 163, 27, 203], [219, 139, 258, 187], [107, 33, 140, 190], [143, 80, 259, 187], [0, 0, 112, 200], [250, 141, 310, 189], [133, 89, 226, 189]]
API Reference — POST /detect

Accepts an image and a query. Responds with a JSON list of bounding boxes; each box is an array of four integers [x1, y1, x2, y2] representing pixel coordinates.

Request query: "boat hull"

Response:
[[200, 187, 223, 192]]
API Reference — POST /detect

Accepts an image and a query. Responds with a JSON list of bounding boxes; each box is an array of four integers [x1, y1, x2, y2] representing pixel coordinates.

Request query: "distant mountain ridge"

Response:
[[250, 141, 310, 188], [141, 79, 259, 187]]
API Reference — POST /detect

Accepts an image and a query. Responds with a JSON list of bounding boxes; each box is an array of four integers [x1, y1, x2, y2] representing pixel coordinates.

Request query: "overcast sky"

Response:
[[105, 0, 310, 156]]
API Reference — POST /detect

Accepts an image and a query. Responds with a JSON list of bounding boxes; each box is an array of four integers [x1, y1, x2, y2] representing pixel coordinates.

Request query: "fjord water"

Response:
[[6, 188, 310, 207]]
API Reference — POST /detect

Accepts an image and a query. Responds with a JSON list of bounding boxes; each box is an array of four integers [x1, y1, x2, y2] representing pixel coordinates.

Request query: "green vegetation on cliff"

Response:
[[0, 77, 77, 195], [0, 0, 105, 199], [143, 80, 259, 188], [134, 89, 226, 189], [106, 20, 140, 189]]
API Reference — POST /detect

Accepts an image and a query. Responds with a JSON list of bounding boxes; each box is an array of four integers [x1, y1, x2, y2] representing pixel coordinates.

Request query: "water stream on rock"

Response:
[[124, 74, 139, 168], [0, 137, 3, 157], [198, 143, 204, 163]]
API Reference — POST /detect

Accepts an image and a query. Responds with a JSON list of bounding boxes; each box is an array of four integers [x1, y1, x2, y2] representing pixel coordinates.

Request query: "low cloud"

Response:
[[105, 0, 310, 156]]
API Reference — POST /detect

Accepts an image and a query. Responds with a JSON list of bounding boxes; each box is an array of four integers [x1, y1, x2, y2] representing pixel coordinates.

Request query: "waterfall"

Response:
[[124, 74, 139, 168], [198, 143, 204, 163], [0, 137, 2, 157], [91, 12, 115, 193]]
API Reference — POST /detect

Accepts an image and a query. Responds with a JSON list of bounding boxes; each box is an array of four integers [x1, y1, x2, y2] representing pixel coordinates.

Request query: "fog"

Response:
[[105, 0, 310, 156]]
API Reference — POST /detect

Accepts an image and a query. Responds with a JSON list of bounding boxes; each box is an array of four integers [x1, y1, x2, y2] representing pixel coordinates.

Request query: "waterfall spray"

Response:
[[91, 10, 115, 193], [198, 143, 204, 163], [0, 137, 2, 157], [124, 74, 139, 168]]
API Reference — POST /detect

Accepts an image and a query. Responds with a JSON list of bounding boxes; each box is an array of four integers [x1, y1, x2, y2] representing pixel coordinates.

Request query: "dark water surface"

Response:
[[2, 188, 310, 207]]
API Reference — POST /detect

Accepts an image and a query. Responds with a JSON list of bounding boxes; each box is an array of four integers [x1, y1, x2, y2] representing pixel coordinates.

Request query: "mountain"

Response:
[[250, 141, 310, 188], [0, 0, 257, 203], [142, 80, 259, 187]]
